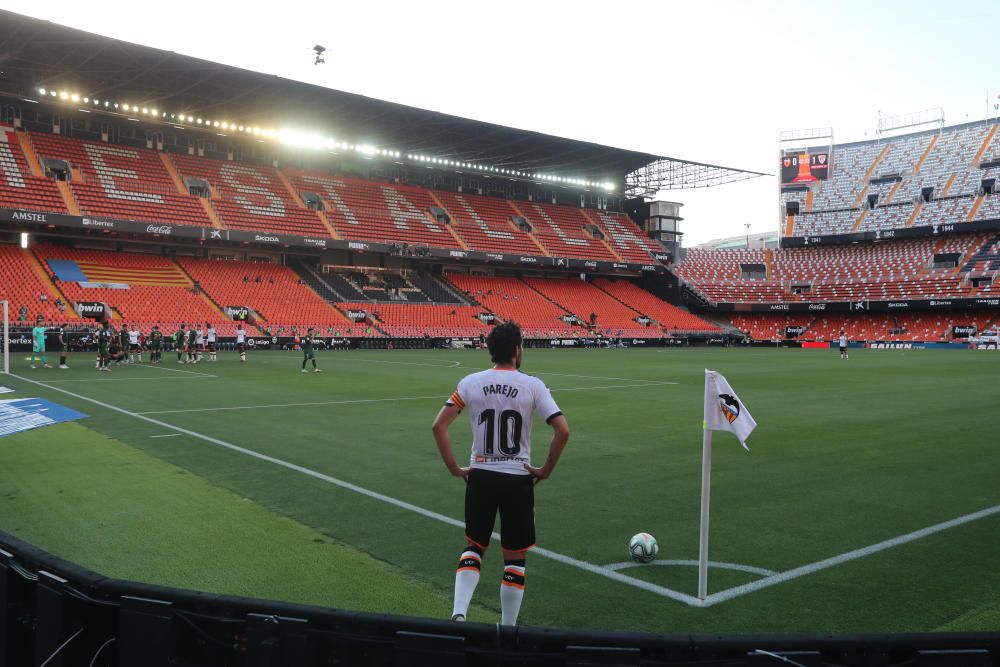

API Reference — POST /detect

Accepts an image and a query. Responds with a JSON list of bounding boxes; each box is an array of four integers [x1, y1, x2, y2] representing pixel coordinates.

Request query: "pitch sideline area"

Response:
[[1, 348, 998, 633]]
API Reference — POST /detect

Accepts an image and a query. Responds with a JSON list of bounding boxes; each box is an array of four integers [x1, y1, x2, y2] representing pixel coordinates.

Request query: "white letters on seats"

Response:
[[599, 212, 651, 254], [454, 195, 512, 239], [220, 163, 285, 217], [83, 144, 163, 203], [529, 203, 587, 246], [382, 187, 442, 233], [300, 175, 358, 225], [0, 136, 25, 188]]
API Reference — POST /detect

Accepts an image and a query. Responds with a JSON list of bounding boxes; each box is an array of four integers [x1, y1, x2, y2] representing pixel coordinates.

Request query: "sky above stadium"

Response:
[[5, 0, 1000, 245]]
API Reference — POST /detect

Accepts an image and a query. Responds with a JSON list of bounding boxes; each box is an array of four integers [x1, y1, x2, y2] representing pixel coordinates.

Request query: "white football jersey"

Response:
[[447, 368, 561, 475], [207, 328, 217, 342], [839, 335, 848, 347], [236, 329, 246, 343], [195, 329, 204, 344], [128, 330, 139, 344]]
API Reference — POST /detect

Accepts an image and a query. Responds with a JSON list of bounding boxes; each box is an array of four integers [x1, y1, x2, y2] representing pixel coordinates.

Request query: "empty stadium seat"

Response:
[[29, 132, 212, 226], [170, 156, 328, 237], [178, 257, 349, 330], [32, 244, 232, 332], [0, 126, 68, 214]]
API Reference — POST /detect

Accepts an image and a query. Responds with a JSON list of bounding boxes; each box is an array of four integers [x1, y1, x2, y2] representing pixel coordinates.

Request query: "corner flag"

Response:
[[697, 369, 757, 601], [704, 369, 757, 451]]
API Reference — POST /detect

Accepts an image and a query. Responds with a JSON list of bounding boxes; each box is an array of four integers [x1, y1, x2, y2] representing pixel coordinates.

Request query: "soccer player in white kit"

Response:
[[432, 322, 570, 626], [235, 324, 247, 362], [194, 326, 204, 363], [839, 330, 849, 360], [128, 326, 142, 364], [206, 323, 218, 362]]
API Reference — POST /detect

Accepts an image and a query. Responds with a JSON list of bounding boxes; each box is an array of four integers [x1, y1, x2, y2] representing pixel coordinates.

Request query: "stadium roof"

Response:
[[0, 9, 767, 195]]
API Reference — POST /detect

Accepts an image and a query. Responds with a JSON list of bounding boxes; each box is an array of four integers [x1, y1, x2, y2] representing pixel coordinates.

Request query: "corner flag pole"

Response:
[[697, 421, 712, 601]]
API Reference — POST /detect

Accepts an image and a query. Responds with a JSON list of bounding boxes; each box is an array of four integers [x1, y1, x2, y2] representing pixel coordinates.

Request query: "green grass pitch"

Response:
[[1, 346, 998, 634]]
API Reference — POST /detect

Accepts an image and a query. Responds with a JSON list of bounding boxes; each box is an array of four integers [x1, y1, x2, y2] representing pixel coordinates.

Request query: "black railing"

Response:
[[1, 530, 997, 666]]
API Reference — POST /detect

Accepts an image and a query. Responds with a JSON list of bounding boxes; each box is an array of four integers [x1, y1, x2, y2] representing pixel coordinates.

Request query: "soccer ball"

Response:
[[628, 532, 658, 563]]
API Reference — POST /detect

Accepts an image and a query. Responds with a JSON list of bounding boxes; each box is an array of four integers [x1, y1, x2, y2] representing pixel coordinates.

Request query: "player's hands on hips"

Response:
[[448, 464, 471, 480], [523, 464, 551, 485]]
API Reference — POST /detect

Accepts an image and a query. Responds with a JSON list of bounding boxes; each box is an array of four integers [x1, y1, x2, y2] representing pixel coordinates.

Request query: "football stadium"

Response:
[[0, 6, 998, 666]]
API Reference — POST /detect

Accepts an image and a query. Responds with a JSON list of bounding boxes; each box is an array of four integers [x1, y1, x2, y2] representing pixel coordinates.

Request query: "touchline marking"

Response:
[[10, 372, 700, 607], [337, 357, 463, 369], [40, 376, 216, 384], [137, 395, 446, 415], [150, 434, 182, 439], [702, 503, 1000, 607], [606, 560, 778, 577], [134, 383, 676, 415], [139, 363, 216, 377], [535, 370, 675, 384]]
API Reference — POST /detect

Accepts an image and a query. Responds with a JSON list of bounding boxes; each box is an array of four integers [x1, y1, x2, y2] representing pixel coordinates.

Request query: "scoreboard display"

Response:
[[781, 152, 830, 184]]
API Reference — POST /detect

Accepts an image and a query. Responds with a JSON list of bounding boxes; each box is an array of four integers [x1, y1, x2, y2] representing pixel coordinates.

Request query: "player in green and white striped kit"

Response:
[[29, 316, 53, 369]]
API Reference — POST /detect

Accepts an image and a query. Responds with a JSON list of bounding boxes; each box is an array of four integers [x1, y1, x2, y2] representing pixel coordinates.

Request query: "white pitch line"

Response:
[[134, 382, 676, 415], [9, 372, 701, 607], [137, 395, 446, 415], [337, 357, 463, 368], [702, 503, 1000, 607], [150, 434, 182, 439], [137, 363, 216, 377], [606, 560, 778, 577], [39, 376, 217, 383], [535, 370, 676, 384]]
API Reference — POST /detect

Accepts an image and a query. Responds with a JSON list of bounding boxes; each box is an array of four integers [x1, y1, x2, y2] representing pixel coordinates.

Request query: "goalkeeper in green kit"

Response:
[[301, 328, 322, 373], [29, 315, 52, 369]]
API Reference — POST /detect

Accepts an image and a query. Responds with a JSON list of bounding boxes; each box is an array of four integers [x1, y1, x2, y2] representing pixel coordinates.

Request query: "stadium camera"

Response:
[[313, 45, 326, 65]]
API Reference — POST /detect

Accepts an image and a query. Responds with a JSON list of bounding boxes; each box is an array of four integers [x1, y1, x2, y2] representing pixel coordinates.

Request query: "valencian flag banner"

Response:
[[703, 369, 757, 451]]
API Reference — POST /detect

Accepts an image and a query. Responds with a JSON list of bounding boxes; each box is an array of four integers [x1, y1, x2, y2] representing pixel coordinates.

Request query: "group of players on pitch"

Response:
[[26, 315, 325, 373]]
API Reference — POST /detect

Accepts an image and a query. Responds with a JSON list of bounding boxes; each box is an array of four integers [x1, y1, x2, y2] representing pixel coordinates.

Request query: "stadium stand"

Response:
[[338, 302, 488, 338], [28, 132, 212, 227], [284, 170, 461, 248], [445, 274, 577, 338], [809, 141, 882, 211], [523, 277, 664, 337], [592, 277, 719, 332], [0, 126, 68, 214], [177, 257, 349, 332], [169, 156, 328, 237], [677, 237, 993, 304], [728, 314, 812, 340], [0, 243, 77, 322], [589, 210, 661, 262], [434, 191, 540, 255], [517, 201, 617, 260], [790, 121, 1000, 237], [32, 244, 233, 332]]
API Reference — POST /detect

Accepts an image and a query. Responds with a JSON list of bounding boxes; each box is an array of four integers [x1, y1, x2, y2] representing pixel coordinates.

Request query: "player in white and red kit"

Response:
[[432, 322, 569, 626]]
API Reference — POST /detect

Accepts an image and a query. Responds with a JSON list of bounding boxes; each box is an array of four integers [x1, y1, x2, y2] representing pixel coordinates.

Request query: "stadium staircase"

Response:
[[503, 201, 550, 256], [593, 277, 719, 333], [423, 191, 471, 251], [287, 259, 350, 304]]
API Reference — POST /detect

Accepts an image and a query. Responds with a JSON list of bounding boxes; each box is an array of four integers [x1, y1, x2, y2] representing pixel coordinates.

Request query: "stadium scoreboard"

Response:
[[781, 152, 830, 184]]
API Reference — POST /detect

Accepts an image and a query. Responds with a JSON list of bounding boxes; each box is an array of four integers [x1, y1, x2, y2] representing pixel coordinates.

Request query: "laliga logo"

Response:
[[718, 393, 740, 424]]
